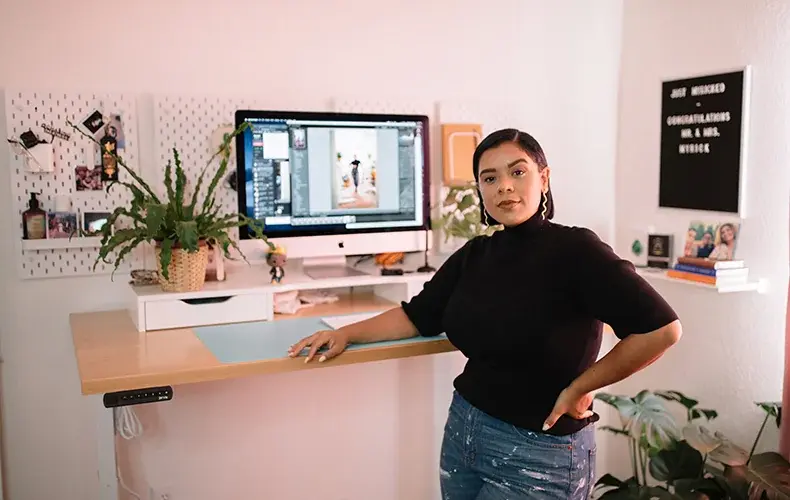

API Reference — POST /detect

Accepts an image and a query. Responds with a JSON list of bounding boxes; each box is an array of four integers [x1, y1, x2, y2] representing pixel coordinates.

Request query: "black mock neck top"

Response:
[[401, 212, 678, 436]]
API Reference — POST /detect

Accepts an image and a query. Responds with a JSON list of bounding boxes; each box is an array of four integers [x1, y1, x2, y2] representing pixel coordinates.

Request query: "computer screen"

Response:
[[235, 110, 429, 240]]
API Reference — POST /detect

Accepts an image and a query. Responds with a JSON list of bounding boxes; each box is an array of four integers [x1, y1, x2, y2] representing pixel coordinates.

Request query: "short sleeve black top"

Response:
[[401, 211, 678, 435]]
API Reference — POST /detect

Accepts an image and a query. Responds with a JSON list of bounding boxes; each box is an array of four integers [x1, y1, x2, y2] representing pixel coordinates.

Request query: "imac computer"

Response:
[[235, 109, 431, 279]]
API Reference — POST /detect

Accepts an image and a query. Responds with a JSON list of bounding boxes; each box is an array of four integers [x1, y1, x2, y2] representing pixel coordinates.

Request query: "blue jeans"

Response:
[[439, 391, 596, 499]]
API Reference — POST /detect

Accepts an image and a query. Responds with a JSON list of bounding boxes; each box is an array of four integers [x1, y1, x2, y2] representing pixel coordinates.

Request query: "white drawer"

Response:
[[144, 293, 272, 331]]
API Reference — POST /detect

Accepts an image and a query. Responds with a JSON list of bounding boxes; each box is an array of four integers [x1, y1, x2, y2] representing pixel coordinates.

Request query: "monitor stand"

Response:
[[301, 256, 368, 280]]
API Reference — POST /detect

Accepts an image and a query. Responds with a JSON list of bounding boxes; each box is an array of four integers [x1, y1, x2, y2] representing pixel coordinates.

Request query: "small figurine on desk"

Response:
[[266, 245, 287, 284]]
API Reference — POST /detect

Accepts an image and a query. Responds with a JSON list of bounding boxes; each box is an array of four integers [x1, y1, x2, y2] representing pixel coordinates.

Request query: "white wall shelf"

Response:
[[636, 267, 767, 294], [21, 237, 102, 251]]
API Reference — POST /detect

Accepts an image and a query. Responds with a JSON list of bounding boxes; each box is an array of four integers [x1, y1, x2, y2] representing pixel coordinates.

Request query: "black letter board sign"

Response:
[[659, 69, 750, 215]]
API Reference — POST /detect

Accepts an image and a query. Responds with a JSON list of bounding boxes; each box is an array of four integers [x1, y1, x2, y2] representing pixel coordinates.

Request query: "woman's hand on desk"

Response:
[[288, 330, 350, 363], [287, 307, 420, 363]]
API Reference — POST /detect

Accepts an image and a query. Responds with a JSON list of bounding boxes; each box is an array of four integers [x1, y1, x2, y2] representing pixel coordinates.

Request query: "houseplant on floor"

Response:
[[593, 389, 789, 499], [68, 120, 272, 292]]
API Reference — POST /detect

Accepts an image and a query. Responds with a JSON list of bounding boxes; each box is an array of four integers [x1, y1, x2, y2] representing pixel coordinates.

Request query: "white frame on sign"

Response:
[[658, 65, 752, 219]]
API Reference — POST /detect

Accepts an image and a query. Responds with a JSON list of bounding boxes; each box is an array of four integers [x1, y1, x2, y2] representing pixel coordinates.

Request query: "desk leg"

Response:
[[93, 395, 119, 500]]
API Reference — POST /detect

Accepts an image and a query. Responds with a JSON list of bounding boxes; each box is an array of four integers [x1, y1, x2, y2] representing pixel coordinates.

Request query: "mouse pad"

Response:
[[193, 315, 447, 364]]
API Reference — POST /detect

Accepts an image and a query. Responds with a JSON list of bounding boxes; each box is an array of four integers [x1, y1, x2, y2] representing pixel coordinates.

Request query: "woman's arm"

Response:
[[543, 229, 682, 429], [288, 238, 476, 363], [288, 307, 419, 363], [568, 319, 681, 396]]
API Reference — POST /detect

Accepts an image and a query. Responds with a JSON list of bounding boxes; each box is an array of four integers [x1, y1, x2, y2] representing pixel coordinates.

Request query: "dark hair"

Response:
[[472, 128, 554, 224]]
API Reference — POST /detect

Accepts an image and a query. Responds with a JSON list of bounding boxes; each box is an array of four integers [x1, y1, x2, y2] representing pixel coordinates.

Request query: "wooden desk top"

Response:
[[69, 295, 457, 395]]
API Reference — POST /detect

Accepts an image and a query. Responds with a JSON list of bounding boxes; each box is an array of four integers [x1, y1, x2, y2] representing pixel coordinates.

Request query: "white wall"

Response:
[[0, 1, 623, 499], [609, 0, 790, 479]]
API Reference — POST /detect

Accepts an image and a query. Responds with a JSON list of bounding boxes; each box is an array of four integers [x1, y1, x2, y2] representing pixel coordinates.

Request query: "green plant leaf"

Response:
[[690, 408, 719, 421], [145, 203, 168, 239], [175, 221, 199, 251], [601, 425, 632, 437], [158, 239, 174, 280], [648, 440, 704, 483], [757, 402, 782, 429], [164, 158, 176, 203], [597, 390, 680, 449], [656, 390, 699, 410], [173, 148, 187, 218]]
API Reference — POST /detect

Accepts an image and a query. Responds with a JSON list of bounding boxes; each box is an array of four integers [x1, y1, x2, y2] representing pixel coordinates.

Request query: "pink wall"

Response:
[[781, 283, 790, 459]]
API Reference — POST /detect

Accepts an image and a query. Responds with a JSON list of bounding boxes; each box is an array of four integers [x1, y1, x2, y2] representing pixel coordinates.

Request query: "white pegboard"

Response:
[[153, 93, 332, 225], [5, 90, 142, 279]]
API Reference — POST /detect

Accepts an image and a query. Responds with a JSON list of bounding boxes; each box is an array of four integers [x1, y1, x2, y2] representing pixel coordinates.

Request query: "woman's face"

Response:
[[721, 225, 734, 243], [477, 142, 549, 227]]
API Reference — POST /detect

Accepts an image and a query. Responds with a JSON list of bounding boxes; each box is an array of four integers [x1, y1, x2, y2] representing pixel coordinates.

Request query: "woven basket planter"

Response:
[[155, 240, 209, 292]]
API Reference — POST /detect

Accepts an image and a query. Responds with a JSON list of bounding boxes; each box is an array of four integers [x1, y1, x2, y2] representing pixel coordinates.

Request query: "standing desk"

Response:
[[69, 262, 456, 500]]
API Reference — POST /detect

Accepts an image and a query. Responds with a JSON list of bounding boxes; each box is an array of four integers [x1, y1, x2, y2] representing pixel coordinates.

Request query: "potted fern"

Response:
[[68, 121, 272, 292]]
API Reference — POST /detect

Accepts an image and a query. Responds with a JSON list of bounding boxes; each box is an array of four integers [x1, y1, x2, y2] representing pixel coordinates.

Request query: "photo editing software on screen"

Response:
[[240, 116, 424, 234]]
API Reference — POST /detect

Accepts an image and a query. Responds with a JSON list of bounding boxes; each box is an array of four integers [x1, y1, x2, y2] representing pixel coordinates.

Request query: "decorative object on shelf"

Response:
[[647, 234, 672, 269], [441, 123, 482, 185], [47, 211, 77, 239], [631, 239, 643, 257], [205, 243, 226, 282], [67, 120, 273, 292], [375, 252, 404, 267], [682, 219, 740, 261], [266, 244, 287, 284], [21, 192, 46, 240], [659, 68, 751, 216], [129, 269, 158, 287], [81, 211, 111, 236], [593, 389, 788, 499], [434, 183, 500, 250]]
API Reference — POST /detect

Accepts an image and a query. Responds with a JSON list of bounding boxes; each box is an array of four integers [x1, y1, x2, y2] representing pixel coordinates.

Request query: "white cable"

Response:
[[114, 406, 144, 499], [117, 466, 142, 500], [114, 406, 143, 440]]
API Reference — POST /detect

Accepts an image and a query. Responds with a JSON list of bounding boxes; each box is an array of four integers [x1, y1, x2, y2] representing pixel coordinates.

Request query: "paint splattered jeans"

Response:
[[439, 391, 596, 499]]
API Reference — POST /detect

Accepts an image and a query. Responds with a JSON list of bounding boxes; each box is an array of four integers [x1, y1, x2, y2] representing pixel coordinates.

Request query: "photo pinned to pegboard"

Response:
[[4, 90, 143, 279]]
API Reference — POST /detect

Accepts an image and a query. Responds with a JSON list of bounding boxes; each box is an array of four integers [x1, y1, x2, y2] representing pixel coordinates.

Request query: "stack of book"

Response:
[[667, 257, 749, 288]]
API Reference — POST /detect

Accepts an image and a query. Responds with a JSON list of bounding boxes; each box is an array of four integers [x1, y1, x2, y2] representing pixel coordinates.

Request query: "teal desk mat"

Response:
[[193, 315, 447, 364]]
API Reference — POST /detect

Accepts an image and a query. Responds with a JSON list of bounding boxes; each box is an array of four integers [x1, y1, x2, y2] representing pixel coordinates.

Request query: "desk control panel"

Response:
[[103, 386, 174, 408]]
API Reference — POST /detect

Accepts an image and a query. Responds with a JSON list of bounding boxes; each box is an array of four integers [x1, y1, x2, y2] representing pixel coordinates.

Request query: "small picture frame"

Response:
[[47, 212, 78, 239], [647, 234, 673, 269], [82, 211, 112, 236]]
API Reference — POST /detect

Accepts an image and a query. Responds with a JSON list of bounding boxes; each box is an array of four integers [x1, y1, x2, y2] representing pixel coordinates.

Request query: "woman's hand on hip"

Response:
[[287, 330, 349, 363], [543, 386, 595, 431]]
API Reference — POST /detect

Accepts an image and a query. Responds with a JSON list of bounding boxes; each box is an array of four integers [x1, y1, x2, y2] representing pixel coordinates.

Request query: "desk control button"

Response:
[[103, 386, 174, 408]]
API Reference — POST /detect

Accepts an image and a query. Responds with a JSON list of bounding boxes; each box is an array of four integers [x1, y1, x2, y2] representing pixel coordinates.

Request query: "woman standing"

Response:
[[288, 128, 682, 499]]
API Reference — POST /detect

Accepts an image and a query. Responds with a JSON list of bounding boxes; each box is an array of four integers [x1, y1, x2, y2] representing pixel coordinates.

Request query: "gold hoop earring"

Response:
[[541, 191, 548, 221]]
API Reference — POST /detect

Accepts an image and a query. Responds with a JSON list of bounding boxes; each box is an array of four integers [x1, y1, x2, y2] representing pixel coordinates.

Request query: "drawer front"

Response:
[[144, 293, 272, 331]]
